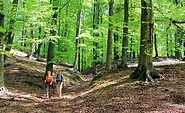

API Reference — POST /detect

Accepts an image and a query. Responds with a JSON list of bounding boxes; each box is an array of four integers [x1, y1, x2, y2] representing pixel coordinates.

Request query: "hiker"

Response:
[[55, 70, 64, 97], [45, 71, 53, 98]]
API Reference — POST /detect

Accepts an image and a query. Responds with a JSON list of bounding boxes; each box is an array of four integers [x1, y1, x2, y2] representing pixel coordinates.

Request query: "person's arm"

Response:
[[45, 76, 47, 82], [54, 74, 56, 83], [50, 76, 53, 85], [62, 75, 65, 86]]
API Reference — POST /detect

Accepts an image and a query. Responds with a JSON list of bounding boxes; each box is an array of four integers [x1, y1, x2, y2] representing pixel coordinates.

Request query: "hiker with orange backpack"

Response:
[[45, 71, 53, 98]]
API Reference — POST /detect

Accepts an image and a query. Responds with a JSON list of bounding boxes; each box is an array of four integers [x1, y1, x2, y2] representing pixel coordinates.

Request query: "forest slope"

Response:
[[0, 54, 185, 112]]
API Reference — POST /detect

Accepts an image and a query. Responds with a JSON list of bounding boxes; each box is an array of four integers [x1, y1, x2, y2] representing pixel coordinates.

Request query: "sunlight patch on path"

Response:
[[0, 90, 44, 103], [61, 79, 121, 100], [61, 89, 94, 99], [129, 59, 185, 67]]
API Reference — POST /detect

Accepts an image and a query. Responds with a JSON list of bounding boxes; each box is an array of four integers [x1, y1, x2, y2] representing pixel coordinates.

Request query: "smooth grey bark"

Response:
[[0, 0, 7, 92], [28, 23, 34, 59], [154, 33, 158, 58], [45, 0, 57, 76], [34, 27, 42, 56], [121, 0, 129, 68], [6, 0, 18, 51], [106, 0, 114, 71], [73, 4, 82, 71], [92, 0, 100, 75], [130, 0, 160, 81], [4, 0, 18, 62], [175, 28, 182, 59]]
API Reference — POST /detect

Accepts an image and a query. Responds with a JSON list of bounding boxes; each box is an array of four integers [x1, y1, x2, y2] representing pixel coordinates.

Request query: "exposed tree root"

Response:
[[0, 86, 8, 93], [130, 67, 160, 82]]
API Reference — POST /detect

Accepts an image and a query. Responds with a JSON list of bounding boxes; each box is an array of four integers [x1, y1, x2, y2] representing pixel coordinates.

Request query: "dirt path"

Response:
[[1, 56, 185, 112]]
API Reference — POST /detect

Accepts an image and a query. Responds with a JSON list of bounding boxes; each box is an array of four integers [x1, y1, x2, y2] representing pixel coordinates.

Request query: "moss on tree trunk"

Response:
[[130, 0, 160, 81]]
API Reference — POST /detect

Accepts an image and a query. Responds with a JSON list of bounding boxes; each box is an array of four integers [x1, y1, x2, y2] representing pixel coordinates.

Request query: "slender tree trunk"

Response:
[[5, 0, 18, 51], [4, 0, 18, 62], [133, 51, 136, 58], [130, 36, 133, 63], [166, 34, 169, 57], [174, 0, 182, 59], [43, 32, 47, 58], [130, 0, 160, 81], [183, 41, 185, 61], [113, 0, 121, 62], [154, 33, 158, 58], [21, 29, 26, 47], [0, 0, 6, 92], [175, 28, 182, 59], [28, 23, 34, 59], [64, 4, 69, 62], [78, 39, 81, 71], [114, 27, 119, 61], [58, 8, 61, 52], [92, 0, 100, 75], [100, 8, 104, 62], [45, 1, 57, 76], [106, 0, 114, 70], [21, 1, 26, 48], [73, 5, 82, 71], [170, 32, 173, 57], [121, 0, 129, 68], [82, 38, 85, 71], [34, 27, 42, 56], [63, 4, 68, 38]]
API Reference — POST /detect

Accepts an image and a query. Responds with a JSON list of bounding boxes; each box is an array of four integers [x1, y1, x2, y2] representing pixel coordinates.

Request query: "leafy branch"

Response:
[[154, 5, 185, 30]]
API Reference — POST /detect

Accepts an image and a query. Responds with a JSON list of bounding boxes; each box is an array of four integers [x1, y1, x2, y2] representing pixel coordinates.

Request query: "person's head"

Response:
[[47, 71, 51, 76], [57, 70, 61, 74]]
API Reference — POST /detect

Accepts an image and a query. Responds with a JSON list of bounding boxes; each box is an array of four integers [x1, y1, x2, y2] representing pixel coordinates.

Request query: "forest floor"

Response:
[[1, 51, 185, 113]]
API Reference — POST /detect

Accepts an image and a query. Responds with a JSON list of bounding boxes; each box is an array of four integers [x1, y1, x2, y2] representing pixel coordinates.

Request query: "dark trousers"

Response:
[[46, 82, 52, 98]]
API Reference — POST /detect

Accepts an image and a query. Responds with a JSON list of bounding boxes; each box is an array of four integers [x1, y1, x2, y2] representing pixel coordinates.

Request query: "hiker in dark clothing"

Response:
[[55, 70, 64, 97]]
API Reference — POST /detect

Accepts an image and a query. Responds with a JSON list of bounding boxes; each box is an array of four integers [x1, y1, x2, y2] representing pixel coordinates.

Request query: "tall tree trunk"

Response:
[[63, 4, 69, 38], [34, 27, 42, 56], [130, 0, 160, 81], [21, 1, 26, 48], [175, 28, 182, 59], [114, 3, 121, 62], [183, 41, 185, 61], [170, 32, 173, 57], [5, 0, 18, 51], [45, 1, 57, 76], [73, 5, 82, 71], [166, 34, 169, 57], [106, 0, 114, 70], [4, 0, 18, 62], [130, 36, 133, 63], [43, 32, 47, 58], [0, 0, 6, 92], [92, 0, 100, 75], [21, 29, 26, 47], [100, 7, 104, 62], [114, 27, 119, 61], [64, 4, 69, 62], [28, 23, 34, 59], [154, 33, 158, 58], [81, 38, 85, 71], [121, 0, 129, 68], [58, 8, 61, 53]]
